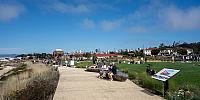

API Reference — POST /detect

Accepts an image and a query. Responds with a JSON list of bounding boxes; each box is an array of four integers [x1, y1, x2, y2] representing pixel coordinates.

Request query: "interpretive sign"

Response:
[[152, 68, 180, 81]]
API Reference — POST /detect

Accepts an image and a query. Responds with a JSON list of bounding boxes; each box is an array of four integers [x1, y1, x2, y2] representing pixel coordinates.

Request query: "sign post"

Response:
[[152, 68, 180, 97]]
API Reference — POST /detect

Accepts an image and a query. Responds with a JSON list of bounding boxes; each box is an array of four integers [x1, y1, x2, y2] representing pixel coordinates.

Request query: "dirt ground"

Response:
[[53, 67, 163, 100]]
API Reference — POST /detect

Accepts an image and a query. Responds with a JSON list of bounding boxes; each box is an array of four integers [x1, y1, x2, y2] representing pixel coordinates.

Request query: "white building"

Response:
[[158, 48, 174, 56], [186, 49, 193, 55], [143, 48, 158, 56]]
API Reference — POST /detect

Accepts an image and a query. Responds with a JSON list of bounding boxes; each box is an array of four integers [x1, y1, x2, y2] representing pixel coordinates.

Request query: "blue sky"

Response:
[[0, 0, 200, 54]]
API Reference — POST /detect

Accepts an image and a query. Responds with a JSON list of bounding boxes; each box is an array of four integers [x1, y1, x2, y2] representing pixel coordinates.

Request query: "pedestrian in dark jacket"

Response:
[[112, 65, 117, 75]]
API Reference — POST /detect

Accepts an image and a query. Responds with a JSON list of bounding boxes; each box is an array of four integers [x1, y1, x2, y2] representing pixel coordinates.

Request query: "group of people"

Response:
[[98, 64, 117, 81]]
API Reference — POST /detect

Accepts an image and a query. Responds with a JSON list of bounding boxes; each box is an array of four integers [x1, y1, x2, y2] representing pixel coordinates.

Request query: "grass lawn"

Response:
[[117, 62, 200, 88], [75, 61, 93, 68]]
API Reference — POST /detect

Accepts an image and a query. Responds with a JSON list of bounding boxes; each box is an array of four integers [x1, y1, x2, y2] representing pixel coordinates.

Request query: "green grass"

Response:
[[75, 61, 93, 68], [117, 62, 200, 88], [117, 62, 200, 99]]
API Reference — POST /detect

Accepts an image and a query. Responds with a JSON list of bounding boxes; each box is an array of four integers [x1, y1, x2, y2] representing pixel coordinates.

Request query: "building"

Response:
[[145, 47, 193, 56], [53, 49, 64, 58], [158, 48, 174, 56], [186, 48, 193, 55], [143, 48, 158, 56], [95, 54, 123, 59]]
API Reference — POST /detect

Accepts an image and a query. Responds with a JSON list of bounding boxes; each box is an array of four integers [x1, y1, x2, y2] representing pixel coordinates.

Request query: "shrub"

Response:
[[137, 72, 163, 94], [180, 84, 200, 100], [138, 73, 153, 88], [128, 71, 138, 80], [122, 68, 128, 73], [8, 70, 59, 100], [167, 84, 200, 100]]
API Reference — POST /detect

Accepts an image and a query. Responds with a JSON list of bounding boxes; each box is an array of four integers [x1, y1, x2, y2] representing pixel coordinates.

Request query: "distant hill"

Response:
[[177, 42, 200, 54], [159, 42, 200, 55]]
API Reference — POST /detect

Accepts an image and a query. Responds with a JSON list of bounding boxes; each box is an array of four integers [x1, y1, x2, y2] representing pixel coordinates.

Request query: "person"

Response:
[[150, 69, 156, 75], [111, 65, 117, 75], [108, 64, 117, 81], [146, 64, 151, 75], [108, 71, 114, 81], [102, 63, 107, 69], [98, 64, 108, 79]]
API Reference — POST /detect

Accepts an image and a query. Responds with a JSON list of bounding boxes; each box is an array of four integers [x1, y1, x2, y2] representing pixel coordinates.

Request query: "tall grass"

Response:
[[0, 62, 59, 100]]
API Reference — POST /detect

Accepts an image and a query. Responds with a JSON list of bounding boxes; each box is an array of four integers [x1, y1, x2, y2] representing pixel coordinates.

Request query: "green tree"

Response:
[[159, 43, 165, 48], [177, 49, 187, 55], [83, 53, 92, 58], [151, 49, 160, 55]]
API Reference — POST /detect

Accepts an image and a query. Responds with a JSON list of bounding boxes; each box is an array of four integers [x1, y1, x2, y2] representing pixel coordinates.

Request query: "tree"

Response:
[[83, 53, 92, 58], [151, 49, 160, 56], [121, 51, 128, 56], [109, 51, 115, 54], [177, 49, 187, 55], [135, 50, 144, 57], [159, 43, 165, 48]]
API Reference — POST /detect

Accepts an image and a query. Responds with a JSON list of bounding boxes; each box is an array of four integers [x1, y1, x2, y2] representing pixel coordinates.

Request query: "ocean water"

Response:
[[0, 54, 17, 58]]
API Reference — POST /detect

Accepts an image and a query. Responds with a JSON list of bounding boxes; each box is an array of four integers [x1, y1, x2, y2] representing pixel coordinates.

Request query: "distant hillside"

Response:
[[177, 42, 200, 54], [159, 42, 200, 54]]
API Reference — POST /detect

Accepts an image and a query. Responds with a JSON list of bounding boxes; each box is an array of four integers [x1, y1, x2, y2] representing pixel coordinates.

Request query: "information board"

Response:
[[152, 68, 180, 81]]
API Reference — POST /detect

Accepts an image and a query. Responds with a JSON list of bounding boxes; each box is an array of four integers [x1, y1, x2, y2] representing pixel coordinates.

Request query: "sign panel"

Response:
[[152, 68, 180, 81]]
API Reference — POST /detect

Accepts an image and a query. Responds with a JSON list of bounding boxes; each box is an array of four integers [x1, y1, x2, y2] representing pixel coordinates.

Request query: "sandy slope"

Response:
[[0, 66, 13, 77]]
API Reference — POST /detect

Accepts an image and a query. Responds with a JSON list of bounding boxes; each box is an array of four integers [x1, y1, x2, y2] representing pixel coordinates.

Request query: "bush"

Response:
[[180, 84, 200, 100], [122, 68, 128, 73], [8, 70, 60, 100], [138, 73, 153, 88], [137, 72, 163, 94], [167, 84, 200, 100], [128, 72, 138, 80]]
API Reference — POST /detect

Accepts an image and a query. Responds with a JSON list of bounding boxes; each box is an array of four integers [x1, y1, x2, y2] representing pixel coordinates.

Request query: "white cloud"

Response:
[[81, 18, 95, 29], [101, 20, 122, 31], [128, 26, 147, 33], [159, 6, 200, 30], [0, 3, 24, 22], [39, 0, 120, 14], [50, 1, 89, 13]]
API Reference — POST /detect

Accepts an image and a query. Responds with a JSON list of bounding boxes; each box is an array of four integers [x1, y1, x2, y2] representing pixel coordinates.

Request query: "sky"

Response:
[[0, 0, 200, 54]]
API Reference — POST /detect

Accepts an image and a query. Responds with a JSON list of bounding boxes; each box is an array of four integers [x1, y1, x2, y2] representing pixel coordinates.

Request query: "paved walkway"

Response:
[[53, 67, 163, 100]]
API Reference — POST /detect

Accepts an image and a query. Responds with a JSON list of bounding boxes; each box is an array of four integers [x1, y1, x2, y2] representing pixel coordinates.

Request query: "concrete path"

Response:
[[53, 67, 163, 100]]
